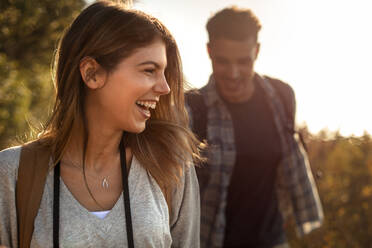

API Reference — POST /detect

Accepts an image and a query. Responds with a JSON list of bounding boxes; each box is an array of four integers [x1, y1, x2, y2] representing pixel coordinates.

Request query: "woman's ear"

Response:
[[79, 57, 106, 89]]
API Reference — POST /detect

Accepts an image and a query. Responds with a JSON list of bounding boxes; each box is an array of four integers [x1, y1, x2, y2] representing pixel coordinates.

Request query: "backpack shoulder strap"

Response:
[[185, 89, 210, 193], [264, 76, 308, 151], [264, 76, 296, 129], [16, 140, 51, 248], [185, 89, 207, 141]]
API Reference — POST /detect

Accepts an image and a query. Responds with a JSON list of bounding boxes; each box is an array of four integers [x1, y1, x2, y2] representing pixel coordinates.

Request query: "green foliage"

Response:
[[0, 54, 32, 148], [287, 129, 372, 247], [0, 0, 85, 149]]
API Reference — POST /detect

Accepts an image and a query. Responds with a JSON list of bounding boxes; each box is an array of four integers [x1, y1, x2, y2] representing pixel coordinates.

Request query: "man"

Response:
[[186, 7, 324, 248]]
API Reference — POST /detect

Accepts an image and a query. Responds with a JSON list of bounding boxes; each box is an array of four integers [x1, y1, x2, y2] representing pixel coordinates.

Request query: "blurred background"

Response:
[[1, 0, 372, 247]]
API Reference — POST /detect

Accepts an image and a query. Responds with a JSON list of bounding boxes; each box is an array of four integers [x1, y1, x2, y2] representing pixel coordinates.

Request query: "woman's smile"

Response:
[[135, 100, 157, 119]]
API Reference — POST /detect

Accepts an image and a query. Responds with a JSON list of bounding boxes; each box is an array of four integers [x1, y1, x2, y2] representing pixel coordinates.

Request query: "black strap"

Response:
[[120, 137, 135, 248], [53, 162, 60, 247], [53, 136, 134, 247]]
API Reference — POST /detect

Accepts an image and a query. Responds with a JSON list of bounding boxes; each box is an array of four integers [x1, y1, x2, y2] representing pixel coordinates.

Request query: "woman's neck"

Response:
[[63, 123, 123, 172]]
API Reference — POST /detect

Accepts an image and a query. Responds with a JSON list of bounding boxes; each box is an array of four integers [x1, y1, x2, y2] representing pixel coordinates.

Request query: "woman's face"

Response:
[[87, 39, 170, 133]]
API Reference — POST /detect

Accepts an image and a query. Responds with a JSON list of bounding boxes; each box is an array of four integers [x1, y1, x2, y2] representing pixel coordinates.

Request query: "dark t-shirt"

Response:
[[222, 79, 286, 248]]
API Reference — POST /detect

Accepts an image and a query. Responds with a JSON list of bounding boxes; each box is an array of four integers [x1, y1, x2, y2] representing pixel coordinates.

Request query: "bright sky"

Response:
[[133, 0, 372, 136]]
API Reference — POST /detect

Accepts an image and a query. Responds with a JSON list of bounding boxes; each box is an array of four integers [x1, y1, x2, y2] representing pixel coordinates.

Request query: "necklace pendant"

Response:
[[102, 177, 109, 189]]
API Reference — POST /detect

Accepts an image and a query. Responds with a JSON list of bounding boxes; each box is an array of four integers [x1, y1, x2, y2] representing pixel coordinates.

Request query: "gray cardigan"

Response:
[[0, 146, 200, 247]]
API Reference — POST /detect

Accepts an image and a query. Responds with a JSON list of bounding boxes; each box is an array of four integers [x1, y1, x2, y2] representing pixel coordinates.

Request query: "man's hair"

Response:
[[206, 6, 262, 42]]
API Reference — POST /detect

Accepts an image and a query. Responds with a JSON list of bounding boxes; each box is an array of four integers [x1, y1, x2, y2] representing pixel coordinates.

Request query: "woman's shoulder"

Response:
[[0, 145, 22, 177]]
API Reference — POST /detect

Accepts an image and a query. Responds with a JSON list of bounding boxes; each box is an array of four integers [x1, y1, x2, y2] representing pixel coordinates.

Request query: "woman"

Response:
[[0, 1, 201, 247]]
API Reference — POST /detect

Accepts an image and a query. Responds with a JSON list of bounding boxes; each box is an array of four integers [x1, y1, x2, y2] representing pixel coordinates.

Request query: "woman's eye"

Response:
[[144, 68, 156, 74]]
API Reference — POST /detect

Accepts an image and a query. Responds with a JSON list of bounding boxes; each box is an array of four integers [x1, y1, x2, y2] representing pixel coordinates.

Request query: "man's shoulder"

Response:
[[263, 75, 296, 108], [263, 75, 294, 98], [185, 88, 202, 97], [185, 88, 206, 106], [262, 75, 296, 121], [185, 84, 208, 96]]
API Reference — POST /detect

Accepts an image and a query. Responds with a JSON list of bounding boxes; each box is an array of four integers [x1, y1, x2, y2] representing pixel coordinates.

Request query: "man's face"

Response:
[[208, 37, 259, 103]]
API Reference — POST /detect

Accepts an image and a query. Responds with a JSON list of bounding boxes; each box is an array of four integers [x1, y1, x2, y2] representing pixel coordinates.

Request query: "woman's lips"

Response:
[[136, 104, 151, 119]]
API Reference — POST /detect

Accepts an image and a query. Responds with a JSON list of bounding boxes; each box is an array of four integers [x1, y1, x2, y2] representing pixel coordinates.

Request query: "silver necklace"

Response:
[[102, 176, 109, 189], [62, 159, 110, 190]]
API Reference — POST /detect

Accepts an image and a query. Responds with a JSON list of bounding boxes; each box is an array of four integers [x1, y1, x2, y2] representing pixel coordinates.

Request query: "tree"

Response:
[[0, 0, 85, 149], [287, 129, 372, 247]]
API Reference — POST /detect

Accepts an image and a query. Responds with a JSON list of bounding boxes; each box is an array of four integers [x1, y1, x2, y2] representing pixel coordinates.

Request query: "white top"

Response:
[[90, 210, 111, 219], [0, 146, 200, 247]]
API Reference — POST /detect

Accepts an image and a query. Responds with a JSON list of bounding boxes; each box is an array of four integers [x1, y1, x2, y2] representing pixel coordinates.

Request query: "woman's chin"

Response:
[[125, 122, 147, 134]]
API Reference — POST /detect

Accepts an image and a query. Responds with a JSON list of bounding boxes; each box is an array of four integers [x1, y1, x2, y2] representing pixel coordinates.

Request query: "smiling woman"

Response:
[[0, 1, 201, 247], [81, 39, 170, 133]]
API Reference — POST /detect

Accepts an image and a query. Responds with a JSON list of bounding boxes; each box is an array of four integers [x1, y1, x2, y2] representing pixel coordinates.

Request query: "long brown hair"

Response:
[[39, 0, 201, 188]]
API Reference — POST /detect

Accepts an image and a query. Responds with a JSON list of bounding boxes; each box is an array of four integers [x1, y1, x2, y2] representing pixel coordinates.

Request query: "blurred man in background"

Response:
[[186, 6, 323, 248]]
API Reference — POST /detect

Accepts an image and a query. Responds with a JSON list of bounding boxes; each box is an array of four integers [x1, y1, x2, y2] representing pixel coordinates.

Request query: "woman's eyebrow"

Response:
[[137, 61, 167, 69], [137, 61, 160, 68]]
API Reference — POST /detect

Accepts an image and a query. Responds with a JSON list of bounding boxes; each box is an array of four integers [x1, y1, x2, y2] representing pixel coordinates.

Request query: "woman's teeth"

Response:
[[136, 100, 156, 109]]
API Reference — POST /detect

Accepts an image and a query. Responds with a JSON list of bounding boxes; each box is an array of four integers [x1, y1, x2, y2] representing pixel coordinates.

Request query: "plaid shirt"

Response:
[[187, 74, 324, 248]]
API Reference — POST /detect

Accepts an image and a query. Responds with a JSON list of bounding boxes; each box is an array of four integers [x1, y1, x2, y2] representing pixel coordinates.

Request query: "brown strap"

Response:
[[16, 141, 51, 248]]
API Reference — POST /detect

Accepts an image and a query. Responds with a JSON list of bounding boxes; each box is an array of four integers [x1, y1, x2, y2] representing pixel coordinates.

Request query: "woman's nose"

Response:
[[154, 74, 170, 95]]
